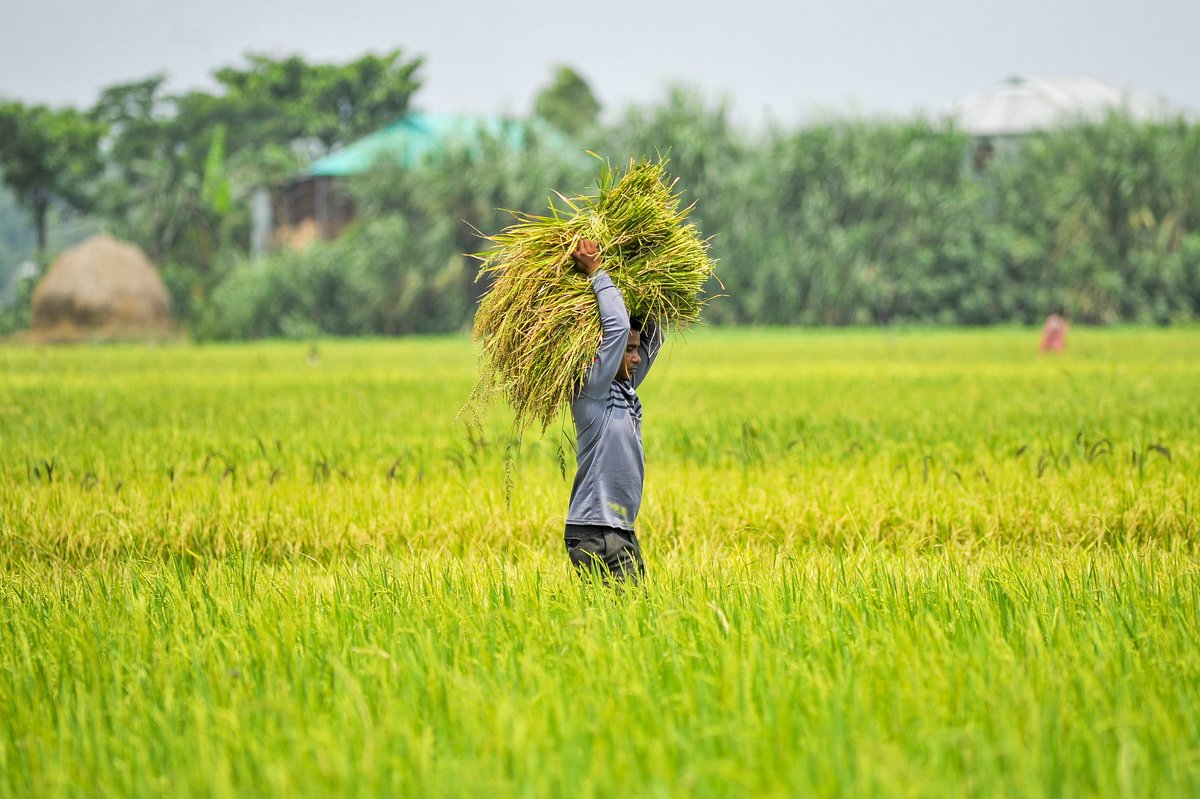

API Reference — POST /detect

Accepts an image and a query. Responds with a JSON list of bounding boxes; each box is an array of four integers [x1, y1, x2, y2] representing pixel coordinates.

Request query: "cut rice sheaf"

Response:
[[467, 157, 718, 436]]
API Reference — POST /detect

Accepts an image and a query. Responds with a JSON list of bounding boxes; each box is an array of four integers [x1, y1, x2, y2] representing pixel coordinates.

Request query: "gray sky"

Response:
[[2, 0, 1198, 124]]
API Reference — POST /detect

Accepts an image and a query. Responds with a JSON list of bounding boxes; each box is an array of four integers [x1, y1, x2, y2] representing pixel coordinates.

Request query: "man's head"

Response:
[[618, 325, 641, 382]]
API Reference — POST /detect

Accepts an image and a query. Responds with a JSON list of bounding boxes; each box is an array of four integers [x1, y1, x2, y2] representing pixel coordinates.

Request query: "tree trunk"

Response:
[[34, 198, 47, 256]]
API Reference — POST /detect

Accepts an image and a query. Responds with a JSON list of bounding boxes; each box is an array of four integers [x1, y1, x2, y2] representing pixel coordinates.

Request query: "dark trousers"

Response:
[[564, 524, 645, 583]]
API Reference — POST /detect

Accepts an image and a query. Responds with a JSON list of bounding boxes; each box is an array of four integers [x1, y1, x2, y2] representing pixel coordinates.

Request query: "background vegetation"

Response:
[[2, 54, 1199, 338]]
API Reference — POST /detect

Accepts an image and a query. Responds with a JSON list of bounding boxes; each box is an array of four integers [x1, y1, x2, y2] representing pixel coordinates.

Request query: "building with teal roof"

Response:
[[261, 112, 577, 250], [308, 112, 546, 177]]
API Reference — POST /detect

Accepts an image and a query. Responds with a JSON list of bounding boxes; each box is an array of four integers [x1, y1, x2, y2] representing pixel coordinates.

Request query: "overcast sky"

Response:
[[2, 0, 1198, 125]]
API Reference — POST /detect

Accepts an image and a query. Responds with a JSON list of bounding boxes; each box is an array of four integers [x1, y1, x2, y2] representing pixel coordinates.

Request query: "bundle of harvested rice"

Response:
[[468, 157, 717, 434]]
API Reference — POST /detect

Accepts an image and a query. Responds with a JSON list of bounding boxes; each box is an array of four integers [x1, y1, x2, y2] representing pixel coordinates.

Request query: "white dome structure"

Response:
[[948, 75, 1179, 136]]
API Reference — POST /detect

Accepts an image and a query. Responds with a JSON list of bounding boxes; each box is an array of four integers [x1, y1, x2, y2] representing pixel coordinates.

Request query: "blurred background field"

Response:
[[2, 328, 1198, 797]]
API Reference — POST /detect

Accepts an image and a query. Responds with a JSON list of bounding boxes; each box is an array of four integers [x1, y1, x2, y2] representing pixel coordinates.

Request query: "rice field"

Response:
[[1, 328, 1198, 798]]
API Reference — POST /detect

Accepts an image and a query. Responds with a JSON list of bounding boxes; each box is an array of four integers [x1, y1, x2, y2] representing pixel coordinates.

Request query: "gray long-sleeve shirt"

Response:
[[566, 270, 663, 531]]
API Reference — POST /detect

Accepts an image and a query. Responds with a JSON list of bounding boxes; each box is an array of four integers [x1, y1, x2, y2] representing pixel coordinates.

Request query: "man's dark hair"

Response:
[[629, 316, 644, 333]]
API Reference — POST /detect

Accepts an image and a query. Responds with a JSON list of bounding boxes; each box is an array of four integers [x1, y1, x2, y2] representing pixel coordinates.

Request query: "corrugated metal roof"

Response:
[[309, 112, 563, 176]]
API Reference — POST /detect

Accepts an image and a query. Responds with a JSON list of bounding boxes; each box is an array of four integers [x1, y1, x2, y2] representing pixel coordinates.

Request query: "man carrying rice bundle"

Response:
[[467, 158, 715, 582], [564, 238, 663, 584]]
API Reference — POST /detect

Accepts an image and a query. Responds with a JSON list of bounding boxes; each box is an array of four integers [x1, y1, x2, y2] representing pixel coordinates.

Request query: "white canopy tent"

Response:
[[948, 75, 1178, 136]]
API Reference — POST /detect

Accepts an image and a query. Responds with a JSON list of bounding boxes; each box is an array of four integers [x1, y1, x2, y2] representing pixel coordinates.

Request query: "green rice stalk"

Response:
[[466, 158, 718, 435]]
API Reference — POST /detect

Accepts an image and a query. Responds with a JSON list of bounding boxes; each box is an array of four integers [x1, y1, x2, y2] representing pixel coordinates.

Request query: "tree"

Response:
[[90, 52, 424, 233], [533, 66, 601, 136], [91, 75, 171, 174], [90, 77, 179, 255], [0, 101, 104, 254], [306, 51, 425, 152], [85, 52, 425, 318], [209, 49, 424, 156]]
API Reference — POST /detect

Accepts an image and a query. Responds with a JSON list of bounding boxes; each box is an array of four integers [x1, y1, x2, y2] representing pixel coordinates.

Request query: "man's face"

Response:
[[618, 329, 641, 382]]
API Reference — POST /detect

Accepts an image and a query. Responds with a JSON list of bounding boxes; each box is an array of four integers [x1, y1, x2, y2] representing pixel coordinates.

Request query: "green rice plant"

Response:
[[2, 330, 1200, 797], [467, 157, 717, 434]]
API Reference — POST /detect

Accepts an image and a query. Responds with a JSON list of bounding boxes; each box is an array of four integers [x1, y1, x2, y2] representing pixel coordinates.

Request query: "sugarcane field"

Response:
[[4, 14, 1200, 798]]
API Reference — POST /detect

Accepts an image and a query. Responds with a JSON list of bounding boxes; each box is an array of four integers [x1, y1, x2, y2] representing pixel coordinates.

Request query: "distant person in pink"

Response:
[[1040, 311, 1068, 352]]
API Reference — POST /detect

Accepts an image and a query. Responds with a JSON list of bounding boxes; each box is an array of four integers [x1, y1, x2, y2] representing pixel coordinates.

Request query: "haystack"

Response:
[[31, 234, 172, 341]]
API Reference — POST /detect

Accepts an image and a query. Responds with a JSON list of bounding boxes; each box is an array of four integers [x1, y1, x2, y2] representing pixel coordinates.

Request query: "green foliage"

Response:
[[211, 50, 423, 156], [90, 75, 171, 174], [198, 105, 1200, 336], [601, 87, 743, 228], [601, 101, 1200, 325], [201, 125, 233, 217], [203, 216, 468, 339], [4, 548, 1199, 798], [0, 182, 34, 288], [351, 120, 592, 242], [983, 115, 1200, 323], [0, 269, 34, 334], [90, 75, 262, 318], [350, 120, 594, 301], [81, 52, 423, 327], [90, 76, 186, 255], [533, 65, 602, 136], [722, 118, 983, 324], [8, 60, 1200, 335], [0, 178, 101, 335], [0, 101, 104, 253], [205, 119, 592, 341]]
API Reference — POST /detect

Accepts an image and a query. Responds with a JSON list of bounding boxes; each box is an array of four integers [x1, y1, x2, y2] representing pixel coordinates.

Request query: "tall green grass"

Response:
[[1, 328, 1198, 797], [3, 547, 1197, 797]]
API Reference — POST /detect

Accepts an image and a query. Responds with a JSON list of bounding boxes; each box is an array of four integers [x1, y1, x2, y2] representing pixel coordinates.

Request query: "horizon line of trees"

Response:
[[3, 52, 1200, 336]]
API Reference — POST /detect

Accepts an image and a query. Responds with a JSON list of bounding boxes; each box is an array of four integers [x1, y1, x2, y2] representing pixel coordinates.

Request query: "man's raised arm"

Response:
[[572, 240, 630, 399]]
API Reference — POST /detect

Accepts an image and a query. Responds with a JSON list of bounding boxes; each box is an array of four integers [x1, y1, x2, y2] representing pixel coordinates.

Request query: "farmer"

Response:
[[1040, 310, 1068, 353], [564, 238, 663, 583]]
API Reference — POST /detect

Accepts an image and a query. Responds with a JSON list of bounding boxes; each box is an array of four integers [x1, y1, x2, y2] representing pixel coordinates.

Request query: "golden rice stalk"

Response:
[[467, 157, 717, 435]]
